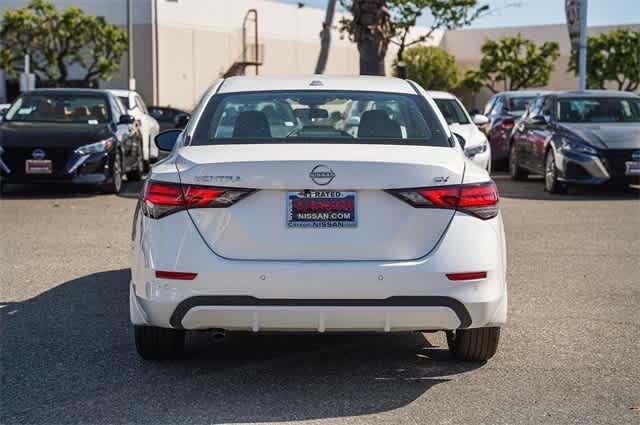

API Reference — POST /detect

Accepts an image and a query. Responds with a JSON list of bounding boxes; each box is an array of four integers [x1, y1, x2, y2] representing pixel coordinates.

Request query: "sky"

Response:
[[274, 0, 640, 29]]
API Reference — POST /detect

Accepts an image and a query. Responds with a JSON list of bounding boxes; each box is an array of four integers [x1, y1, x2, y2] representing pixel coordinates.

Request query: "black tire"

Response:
[[102, 151, 123, 194], [134, 325, 185, 360], [508, 143, 528, 181], [126, 140, 145, 181], [448, 327, 500, 362], [544, 150, 568, 194]]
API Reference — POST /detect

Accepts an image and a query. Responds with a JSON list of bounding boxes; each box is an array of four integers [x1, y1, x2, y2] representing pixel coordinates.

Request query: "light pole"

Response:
[[127, 0, 135, 90], [578, 0, 588, 91]]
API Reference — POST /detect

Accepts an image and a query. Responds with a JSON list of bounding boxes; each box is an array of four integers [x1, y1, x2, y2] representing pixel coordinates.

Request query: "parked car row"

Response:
[[432, 88, 640, 194], [507, 90, 640, 192], [0, 88, 190, 194]]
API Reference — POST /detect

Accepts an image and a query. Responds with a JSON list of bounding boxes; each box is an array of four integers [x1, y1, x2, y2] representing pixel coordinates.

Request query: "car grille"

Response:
[[602, 149, 638, 177], [2, 147, 73, 177]]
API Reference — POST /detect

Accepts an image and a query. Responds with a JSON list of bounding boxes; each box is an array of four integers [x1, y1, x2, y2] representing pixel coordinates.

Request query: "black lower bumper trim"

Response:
[[169, 295, 472, 329]]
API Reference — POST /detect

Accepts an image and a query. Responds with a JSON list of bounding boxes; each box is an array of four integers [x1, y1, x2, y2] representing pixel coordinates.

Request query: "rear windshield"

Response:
[[191, 90, 450, 147], [506, 96, 535, 115], [434, 98, 470, 125], [557, 97, 640, 123], [4, 94, 111, 123]]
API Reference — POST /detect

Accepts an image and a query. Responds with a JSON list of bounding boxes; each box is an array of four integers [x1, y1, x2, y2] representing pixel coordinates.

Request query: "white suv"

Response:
[[109, 90, 160, 166], [130, 76, 507, 362]]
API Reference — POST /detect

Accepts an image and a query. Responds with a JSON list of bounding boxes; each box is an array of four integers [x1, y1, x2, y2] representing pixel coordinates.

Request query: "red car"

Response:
[[479, 91, 552, 168]]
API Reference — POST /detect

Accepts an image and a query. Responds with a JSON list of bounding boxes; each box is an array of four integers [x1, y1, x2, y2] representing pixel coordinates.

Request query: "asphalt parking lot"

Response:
[[1, 174, 639, 425]]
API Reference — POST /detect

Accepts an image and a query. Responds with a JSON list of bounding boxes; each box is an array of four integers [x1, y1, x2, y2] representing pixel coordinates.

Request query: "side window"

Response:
[[529, 97, 544, 118], [136, 95, 148, 114], [542, 97, 554, 121], [110, 96, 124, 122], [484, 96, 496, 116], [491, 96, 504, 116]]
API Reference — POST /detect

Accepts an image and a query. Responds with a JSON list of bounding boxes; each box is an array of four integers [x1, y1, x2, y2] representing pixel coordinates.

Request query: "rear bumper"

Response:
[[130, 209, 508, 332]]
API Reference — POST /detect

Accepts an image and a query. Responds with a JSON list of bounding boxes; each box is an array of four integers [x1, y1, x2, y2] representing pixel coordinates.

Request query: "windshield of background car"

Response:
[[4, 94, 111, 123], [191, 91, 450, 147], [506, 96, 535, 115], [434, 98, 470, 125], [557, 97, 640, 123]]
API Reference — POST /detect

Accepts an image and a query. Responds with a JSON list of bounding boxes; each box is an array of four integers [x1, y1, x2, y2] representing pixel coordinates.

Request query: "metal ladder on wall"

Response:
[[223, 9, 263, 78]]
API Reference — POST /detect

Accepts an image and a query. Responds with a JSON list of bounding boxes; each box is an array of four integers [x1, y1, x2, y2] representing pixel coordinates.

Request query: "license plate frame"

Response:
[[286, 191, 357, 228], [25, 159, 53, 174], [625, 161, 640, 176]]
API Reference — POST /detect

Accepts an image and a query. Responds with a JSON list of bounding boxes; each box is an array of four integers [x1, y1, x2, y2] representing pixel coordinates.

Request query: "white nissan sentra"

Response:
[[130, 76, 507, 362]]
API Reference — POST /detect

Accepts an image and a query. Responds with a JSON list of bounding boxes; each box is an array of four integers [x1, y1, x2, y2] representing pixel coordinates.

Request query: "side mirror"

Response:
[[453, 132, 466, 149], [473, 114, 489, 126], [174, 113, 190, 129], [155, 129, 182, 152], [119, 114, 135, 125], [529, 115, 546, 125]]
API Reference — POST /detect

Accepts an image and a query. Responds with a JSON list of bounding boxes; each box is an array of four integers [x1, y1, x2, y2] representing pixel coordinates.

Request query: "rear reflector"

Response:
[[387, 182, 499, 219], [155, 271, 198, 280], [446, 272, 487, 281], [142, 181, 255, 219]]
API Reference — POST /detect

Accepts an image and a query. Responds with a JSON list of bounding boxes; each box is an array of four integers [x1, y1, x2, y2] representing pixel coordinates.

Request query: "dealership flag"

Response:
[[565, 0, 581, 52]]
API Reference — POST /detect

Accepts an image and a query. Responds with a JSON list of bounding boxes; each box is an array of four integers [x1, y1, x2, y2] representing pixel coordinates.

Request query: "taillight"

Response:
[[142, 181, 255, 219], [500, 119, 514, 130], [387, 182, 499, 220]]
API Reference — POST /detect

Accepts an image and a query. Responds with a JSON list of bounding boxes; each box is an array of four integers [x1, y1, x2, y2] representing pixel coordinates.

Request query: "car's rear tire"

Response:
[[544, 150, 568, 194], [134, 325, 185, 360], [447, 327, 500, 362], [508, 144, 528, 180]]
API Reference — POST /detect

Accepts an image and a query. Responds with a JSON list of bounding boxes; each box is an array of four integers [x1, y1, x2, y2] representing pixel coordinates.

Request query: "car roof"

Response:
[[107, 89, 135, 97], [425, 91, 457, 100], [499, 90, 554, 98], [218, 75, 416, 94], [554, 90, 639, 98], [25, 88, 112, 96]]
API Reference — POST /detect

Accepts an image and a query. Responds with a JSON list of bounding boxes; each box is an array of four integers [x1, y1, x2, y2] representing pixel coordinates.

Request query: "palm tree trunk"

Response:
[[314, 0, 337, 74], [352, 0, 389, 76]]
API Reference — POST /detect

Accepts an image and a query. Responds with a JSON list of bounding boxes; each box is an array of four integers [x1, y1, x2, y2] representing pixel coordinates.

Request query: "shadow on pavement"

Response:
[[1, 269, 482, 424], [493, 172, 640, 201], [0, 179, 145, 200]]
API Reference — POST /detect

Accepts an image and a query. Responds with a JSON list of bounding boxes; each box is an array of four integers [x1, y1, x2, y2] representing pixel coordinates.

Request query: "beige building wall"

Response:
[[441, 23, 640, 111], [154, 0, 440, 110]]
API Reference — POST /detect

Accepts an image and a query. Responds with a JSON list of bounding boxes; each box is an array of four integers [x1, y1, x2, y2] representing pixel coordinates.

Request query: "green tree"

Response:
[[394, 45, 459, 90], [568, 28, 640, 91], [462, 34, 560, 93], [0, 0, 127, 85], [339, 0, 489, 75]]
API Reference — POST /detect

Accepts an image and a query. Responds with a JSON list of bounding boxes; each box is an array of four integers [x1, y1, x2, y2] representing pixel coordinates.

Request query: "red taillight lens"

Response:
[[457, 182, 499, 219], [142, 181, 255, 219], [387, 182, 499, 220], [501, 119, 514, 129]]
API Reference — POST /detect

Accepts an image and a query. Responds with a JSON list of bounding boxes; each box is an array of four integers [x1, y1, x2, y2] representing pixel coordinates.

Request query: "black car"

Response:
[[0, 89, 144, 194], [480, 90, 552, 167], [508, 90, 640, 193], [148, 106, 190, 132]]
